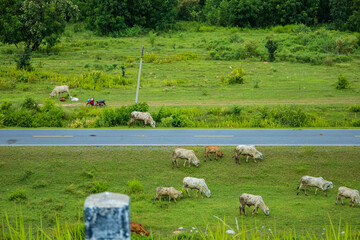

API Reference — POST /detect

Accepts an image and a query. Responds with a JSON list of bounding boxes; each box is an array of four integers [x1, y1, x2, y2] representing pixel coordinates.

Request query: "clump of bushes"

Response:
[[348, 104, 360, 112], [127, 179, 144, 193], [221, 67, 246, 84], [90, 180, 109, 193], [8, 189, 27, 201], [335, 74, 350, 89]]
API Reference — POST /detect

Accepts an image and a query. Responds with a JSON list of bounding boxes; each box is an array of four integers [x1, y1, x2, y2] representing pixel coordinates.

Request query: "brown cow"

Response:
[[130, 221, 150, 236], [204, 146, 223, 161]]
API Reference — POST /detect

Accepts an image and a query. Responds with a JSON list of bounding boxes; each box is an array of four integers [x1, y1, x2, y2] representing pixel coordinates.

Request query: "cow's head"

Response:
[[325, 182, 333, 190], [256, 151, 263, 160], [49, 91, 55, 98], [151, 120, 156, 128], [205, 188, 211, 198], [218, 150, 224, 158], [192, 157, 200, 167], [263, 206, 270, 216]]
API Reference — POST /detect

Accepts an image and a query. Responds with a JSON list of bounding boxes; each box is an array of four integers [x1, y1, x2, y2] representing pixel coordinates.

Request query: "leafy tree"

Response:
[[346, 0, 360, 31], [0, 0, 78, 51], [330, 0, 351, 30], [335, 74, 350, 89]]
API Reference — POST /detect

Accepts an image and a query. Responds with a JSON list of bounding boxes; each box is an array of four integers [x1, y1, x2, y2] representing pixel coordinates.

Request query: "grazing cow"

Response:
[[297, 176, 333, 197], [234, 145, 263, 164], [239, 193, 270, 216], [182, 177, 211, 199], [336, 186, 360, 207], [49, 85, 71, 98], [204, 146, 223, 161], [153, 187, 183, 204], [129, 111, 156, 128], [172, 148, 200, 168], [130, 221, 150, 236]]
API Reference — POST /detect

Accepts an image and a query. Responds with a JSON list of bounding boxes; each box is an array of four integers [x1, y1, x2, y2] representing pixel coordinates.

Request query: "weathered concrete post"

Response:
[[84, 192, 130, 240]]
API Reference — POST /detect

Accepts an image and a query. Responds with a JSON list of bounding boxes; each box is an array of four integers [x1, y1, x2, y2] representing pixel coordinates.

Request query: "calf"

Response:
[[204, 146, 223, 161], [153, 187, 183, 203], [130, 221, 150, 236]]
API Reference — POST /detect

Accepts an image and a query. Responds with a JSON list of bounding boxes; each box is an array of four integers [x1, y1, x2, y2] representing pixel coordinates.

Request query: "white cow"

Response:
[[239, 193, 269, 216], [172, 148, 200, 168], [129, 111, 155, 128], [49, 85, 71, 98], [336, 186, 360, 207], [234, 145, 263, 164], [297, 176, 333, 197], [182, 177, 210, 199]]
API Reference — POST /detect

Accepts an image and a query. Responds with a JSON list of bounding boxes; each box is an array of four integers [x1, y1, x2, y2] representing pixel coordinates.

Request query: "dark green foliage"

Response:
[[0, 0, 78, 51], [0, 99, 12, 112], [21, 96, 39, 111], [15, 47, 32, 71], [330, 0, 351, 30], [272, 105, 314, 127], [83, 0, 177, 35], [171, 114, 194, 127], [8, 189, 27, 201], [336, 74, 350, 89], [265, 40, 278, 62]]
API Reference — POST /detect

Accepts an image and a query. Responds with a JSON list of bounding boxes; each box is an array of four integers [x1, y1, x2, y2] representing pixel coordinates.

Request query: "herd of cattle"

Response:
[[126, 111, 359, 236]]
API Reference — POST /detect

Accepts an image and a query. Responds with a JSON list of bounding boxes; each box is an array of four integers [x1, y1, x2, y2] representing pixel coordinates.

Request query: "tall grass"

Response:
[[2, 214, 359, 239], [1, 213, 84, 240]]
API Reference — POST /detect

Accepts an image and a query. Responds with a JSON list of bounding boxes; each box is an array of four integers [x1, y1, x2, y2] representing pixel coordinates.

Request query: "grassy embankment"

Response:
[[0, 25, 360, 128], [0, 146, 359, 238]]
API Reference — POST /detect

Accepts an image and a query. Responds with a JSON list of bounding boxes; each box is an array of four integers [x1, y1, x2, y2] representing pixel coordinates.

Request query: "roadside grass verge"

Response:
[[0, 146, 359, 238]]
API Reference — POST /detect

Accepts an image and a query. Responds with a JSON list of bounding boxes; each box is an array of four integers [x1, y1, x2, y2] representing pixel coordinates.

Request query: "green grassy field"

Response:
[[1, 25, 360, 106], [1, 146, 359, 238], [1, 26, 360, 128]]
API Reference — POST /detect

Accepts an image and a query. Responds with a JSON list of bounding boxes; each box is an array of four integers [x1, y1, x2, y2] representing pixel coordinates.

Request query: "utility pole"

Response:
[[135, 46, 144, 103]]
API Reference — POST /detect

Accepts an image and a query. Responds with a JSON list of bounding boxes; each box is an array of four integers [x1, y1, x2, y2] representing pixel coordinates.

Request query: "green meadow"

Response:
[[0, 146, 359, 238]]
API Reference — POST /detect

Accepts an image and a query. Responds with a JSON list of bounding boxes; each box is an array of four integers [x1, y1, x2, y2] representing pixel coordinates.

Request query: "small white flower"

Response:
[[190, 230, 193, 232], [195, 230, 198, 233], [262, 226, 265, 228], [323, 228, 326, 230], [226, 230, 235, 234], [192, 227, 196, 230], [342, 231, 345, 234], [178, 227, 184, 230]]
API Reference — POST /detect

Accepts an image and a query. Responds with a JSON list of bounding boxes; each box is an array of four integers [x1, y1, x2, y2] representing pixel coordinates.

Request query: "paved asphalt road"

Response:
[[0, 129, 359, 146]]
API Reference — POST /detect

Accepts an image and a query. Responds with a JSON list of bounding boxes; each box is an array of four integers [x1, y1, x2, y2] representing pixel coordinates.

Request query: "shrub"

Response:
[[0, 114, 4, 128], [15, 48, 32, 71], [33, 180, 48, 189], [0, 99, 12, 111], [161, 116, 173, 127], [348, 104, 360, 112], [335, 74, 350, 89], [8, 189, 27, 201], [351, 119, 360, 127], [171, 114, 194, 127], [244, 40, 258, 57], [90, 181, 109, 193], [265, 40, 278, 62], [272, 105, 313, 127], [224, 67, 246, 84], [21, 97, 39, 111], [127, 179, 144, 193]]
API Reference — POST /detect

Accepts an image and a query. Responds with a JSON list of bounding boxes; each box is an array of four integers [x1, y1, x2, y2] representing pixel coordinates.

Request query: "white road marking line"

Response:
[[33, 135, 73, 138], [194, 135, 234, 138]]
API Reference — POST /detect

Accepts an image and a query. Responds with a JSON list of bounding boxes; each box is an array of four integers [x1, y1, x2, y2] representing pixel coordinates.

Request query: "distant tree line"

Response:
[[73, 0, 360, 34]]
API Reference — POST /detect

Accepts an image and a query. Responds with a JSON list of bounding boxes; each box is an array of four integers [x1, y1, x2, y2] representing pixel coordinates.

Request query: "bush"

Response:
[[335, 74, 350, 89], [127, 179, 144, 193], [15, 48, 32, 71], [265, 40, 278, 62], [348, 104, 360, 113], [272, 105, 313, 127], [223, 67, 246, 84], [21, 97, 39, 111], [8, 189, 27, 201], [0, 99, 12, 112], [90, 181, 109, 193], [0, 114, 4, 128], [171, 114, 194, 127]]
